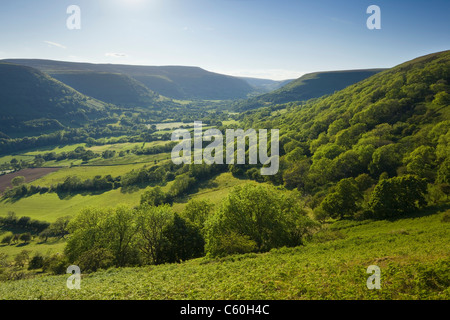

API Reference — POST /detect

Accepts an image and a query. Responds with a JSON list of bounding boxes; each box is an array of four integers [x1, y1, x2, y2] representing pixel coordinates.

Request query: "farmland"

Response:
[[0, 167, 60, 193]]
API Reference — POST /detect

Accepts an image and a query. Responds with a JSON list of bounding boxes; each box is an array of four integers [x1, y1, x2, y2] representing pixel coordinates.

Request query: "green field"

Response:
[[1, 208, 448, 300], [171, 172, 260, 213], [29, 164, 149, 187], [0, 155, 34, 165], [86, 140, 168, 153], [22, 144, 87, 156], [0, 235, 65, 261], [0, 188, 147, 223]]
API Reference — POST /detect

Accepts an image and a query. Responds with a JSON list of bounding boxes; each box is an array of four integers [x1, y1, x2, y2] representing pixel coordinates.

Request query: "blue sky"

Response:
[[0, 0, 449, 80]]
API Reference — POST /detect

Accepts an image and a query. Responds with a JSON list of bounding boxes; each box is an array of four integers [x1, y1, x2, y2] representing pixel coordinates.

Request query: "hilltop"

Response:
[[3, 59, 256, 101], [0, 62, 111, 135], [46, 71, 162, 106], [236, 69, 385, 111]]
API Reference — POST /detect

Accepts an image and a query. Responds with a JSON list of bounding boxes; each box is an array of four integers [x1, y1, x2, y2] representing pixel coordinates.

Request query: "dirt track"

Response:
[[0, 167, 60, 193]]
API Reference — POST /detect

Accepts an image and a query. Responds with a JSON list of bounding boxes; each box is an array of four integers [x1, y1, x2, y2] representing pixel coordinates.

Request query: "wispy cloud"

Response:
[[105, 52, 128, 58], [44, 41, 67, 49]]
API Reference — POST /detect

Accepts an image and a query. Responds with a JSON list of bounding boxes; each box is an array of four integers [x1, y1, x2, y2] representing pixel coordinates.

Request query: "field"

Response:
[[0, 188, 148, 223], [0, 235, 65, 262], [1, 207, 448, 300], [28, 164, 148, 187], [171, 172, 259, 213], [0, 168, 61, 193]]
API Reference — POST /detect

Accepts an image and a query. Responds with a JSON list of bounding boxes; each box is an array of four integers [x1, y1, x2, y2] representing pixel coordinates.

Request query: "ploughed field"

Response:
[[0, 168, 60, 194]]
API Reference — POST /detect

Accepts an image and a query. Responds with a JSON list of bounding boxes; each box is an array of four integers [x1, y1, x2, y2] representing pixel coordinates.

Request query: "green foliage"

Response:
[[14, 250, 30, 268], [205, 231, 257, 257], [28, 253, 44, 270], [135, 204, 173, 265], [368, 175, 428, 219], [19, 232, 31, 243], [65, 207, 112, 263], [238, 51, 450, 215], [403, 145, 437, 181], [77, 248, 115, 273], [11, 176, 25, 186], [140, 186, 167, 206], [1, 207, 449, 299], [433, 91, 450, 106], [1, 232, 13, 245], [65, 205, 139, 267], [369, 144, 402, 178], [441, 210, 450, 223], [42, 253, 69, 275], [320, 178, 362, 219], [181, 199, 214, 231], [159, 214, 205, 263], [205, 184, 317, 256]]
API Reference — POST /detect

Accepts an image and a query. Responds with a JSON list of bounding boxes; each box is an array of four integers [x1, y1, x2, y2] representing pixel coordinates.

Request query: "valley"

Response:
[[0, 51, 449, 300]]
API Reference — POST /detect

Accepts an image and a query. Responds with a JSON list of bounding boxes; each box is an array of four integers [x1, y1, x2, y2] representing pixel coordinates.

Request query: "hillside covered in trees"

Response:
[[240, 50, 450, 219]]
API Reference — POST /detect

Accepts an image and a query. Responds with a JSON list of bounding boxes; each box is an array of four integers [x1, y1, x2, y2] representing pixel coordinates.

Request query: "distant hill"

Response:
[[235, 69, 385, 111], [239, 77, 294, 94], [3, 59, 255, 100], [48, 71, 161, 106], [0, 62, 110, 134]]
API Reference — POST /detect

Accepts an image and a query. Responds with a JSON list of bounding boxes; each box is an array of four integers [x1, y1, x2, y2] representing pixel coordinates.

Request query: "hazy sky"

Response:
[[0, 0, 449, 80]]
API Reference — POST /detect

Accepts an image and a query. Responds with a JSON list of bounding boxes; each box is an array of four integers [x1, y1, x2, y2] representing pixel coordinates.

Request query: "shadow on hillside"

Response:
[[120, 181, 168, 194], [56, 189, 114, 200], [0, 188, 54, 204], [386, 202, 450, 222], [14, 242, 30, 248]]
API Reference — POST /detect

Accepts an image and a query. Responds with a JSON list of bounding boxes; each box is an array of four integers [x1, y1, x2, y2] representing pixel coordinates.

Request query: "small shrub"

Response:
[[42, 254, 68, 275], [76, 248, 115, 273], [14, 250, 30, 268], [19, 232, 32, 243], [28, 253, 44, 270], [1, 233, 13, 245], [441, 210, 450, 223], [207, 232, 257, 257]]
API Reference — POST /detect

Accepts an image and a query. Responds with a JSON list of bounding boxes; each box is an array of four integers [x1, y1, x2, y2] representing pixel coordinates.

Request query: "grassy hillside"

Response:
[[0, 207, 448, 299], [0, 63, 110, 134], [236, 69, 385, 111], [3, 59, 255, 100]]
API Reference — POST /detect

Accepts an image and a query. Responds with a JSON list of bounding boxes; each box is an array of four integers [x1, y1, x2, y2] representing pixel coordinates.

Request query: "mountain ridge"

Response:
[[2, 59, 255, 100], [235, 68, 386, 111], [0, 62, 111, 134]]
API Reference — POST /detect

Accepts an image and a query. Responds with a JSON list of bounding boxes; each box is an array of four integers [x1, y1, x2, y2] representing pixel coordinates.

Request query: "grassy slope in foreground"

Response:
[[1, 208, 448, 300]]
